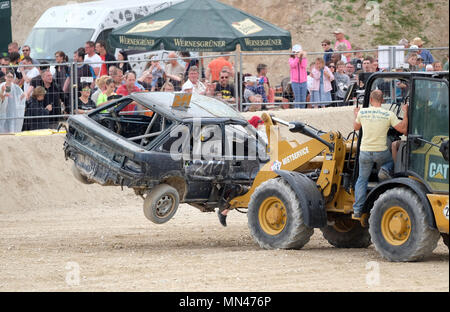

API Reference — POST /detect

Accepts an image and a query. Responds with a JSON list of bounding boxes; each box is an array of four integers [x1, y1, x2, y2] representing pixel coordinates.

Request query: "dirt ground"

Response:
[[0, 108, 448, 292]]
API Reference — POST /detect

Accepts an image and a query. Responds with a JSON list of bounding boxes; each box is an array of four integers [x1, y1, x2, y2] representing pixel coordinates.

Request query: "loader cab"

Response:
[[407, 75, 449, 192], [352, 72, 449, 193]]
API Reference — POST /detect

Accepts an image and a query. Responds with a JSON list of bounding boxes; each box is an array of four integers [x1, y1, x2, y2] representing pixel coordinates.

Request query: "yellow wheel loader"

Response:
[[230, 71, 449, 262]]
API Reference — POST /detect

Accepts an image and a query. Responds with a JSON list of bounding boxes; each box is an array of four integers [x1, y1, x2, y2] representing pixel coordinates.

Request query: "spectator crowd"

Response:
[[0, 30, 449, 133]]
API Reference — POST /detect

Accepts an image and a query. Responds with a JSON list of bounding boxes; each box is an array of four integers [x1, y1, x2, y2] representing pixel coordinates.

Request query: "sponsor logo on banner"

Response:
[[173, 38, 226, 49], [127, 19, 174, 33], [244, 38, 283, 48], [232, 18, 263, 35], [118, 36, 155, 47]]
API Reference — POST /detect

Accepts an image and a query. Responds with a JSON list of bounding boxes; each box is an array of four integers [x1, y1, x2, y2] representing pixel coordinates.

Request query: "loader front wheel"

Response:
[[320, 217, 371, 248], [248, 178, 314, 250]]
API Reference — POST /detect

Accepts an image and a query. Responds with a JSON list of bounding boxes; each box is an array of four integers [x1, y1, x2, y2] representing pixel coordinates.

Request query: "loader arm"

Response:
[[230, 114, 347, 209]]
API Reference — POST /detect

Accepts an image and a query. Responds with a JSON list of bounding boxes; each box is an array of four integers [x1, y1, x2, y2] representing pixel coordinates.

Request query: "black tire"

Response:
[[442, 233, 449, 248], [248, 178, 314, 250], [71, 163, 93, 185], [369, 187, 440, 262], [320, 218, 371, 248], [143, 184, 180, 224]]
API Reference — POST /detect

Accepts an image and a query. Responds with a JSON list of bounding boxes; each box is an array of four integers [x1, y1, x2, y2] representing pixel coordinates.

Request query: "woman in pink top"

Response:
[[289, 44, 308, 108], [310, 58, 334, 108]]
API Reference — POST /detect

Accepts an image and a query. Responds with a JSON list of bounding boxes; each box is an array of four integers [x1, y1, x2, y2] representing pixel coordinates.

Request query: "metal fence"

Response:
[[0, 46, 448, 134]]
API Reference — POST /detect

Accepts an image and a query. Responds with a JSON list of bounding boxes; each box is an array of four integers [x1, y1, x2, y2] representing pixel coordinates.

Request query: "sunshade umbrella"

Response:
[[109, 0, 291, 52]]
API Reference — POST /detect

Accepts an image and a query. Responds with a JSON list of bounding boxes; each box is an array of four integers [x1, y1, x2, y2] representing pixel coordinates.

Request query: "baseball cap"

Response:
[[409, 45, 419, 51], [292, 44, 302, 53], [332, 28, 344, 34], [244, 76, 258, 83]]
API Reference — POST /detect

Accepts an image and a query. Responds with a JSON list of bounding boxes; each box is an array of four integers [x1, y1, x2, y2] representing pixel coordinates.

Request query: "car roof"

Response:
[[131, 92, 245, 122]]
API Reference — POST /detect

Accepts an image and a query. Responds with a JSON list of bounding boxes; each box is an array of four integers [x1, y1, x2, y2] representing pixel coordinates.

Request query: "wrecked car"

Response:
[[64, 92, 268, 224]]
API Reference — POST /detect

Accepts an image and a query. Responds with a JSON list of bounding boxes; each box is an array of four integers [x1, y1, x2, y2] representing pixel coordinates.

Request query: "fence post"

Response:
[[392, 46, 397, 70], [70, 63, 74, 116], [234, 52, 239, 111], [74, 62, 78, 115], [388, 46, 394, 71], [239, 51, 243, 112]]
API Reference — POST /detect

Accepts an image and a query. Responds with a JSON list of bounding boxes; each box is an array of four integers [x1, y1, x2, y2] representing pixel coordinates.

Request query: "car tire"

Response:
[[143, 184, 180, 224], [369, 187, 440, 262], [71, 163, 93, 185], [248, 178, 314, 250]]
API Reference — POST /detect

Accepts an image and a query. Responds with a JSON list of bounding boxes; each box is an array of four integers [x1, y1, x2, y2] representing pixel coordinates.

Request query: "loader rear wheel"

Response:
[[369, 187, 440, 262], [320, 218, 371, 248], [248, 178, 314, 250], [143, 184, 179, 224], [442, 234, 449, 248]]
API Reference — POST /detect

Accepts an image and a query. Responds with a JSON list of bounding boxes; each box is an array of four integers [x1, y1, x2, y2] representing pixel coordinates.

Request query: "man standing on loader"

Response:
[[352, 89, 409, 218]]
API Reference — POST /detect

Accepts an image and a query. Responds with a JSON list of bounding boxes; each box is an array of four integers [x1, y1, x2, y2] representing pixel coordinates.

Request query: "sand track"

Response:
[[0, 108, 448, 291]]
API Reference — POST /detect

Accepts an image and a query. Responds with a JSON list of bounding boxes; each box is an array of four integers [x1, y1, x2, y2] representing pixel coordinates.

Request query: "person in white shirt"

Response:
[[19, 57, 40, 94], [182, 66, 206, 95], [84, 41, 102, 78]]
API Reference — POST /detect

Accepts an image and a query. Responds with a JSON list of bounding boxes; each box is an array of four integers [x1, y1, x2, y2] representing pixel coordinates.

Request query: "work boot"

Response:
[[218, 210, 227, 227], [352, 211, 362, 219], [378, 167, 392, 182]]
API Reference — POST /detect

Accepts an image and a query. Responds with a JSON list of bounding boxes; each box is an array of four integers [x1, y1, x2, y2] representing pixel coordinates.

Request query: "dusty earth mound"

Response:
[[0, 108, 448, 292], [0, 134, 136, 211]]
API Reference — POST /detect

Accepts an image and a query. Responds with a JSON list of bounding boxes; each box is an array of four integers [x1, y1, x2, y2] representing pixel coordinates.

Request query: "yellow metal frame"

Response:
[[230, 113, 351, 211], [427, 194, 449, 233]]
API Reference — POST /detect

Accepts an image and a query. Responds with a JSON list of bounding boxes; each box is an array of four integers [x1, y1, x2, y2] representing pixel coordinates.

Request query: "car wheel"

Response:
[[143, 184, 180, 224], [248, 178, 314, 250]]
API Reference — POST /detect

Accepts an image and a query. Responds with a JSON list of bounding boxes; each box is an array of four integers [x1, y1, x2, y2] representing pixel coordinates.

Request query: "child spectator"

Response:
[[334, 61, 351, 105], [310, 58, 334, 108]]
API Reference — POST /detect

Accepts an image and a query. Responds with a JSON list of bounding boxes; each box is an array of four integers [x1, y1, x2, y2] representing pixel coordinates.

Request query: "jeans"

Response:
[[291, 82, 307, 108], [353, 150, 394, 213]]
